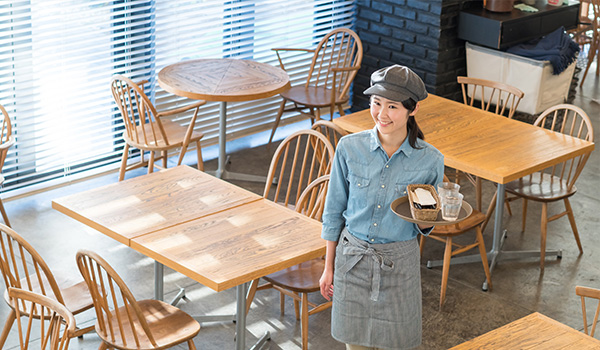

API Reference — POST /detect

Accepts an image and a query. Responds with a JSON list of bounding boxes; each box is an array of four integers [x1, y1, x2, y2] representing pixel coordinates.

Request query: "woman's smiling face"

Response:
[[370, 95, 416, 139]]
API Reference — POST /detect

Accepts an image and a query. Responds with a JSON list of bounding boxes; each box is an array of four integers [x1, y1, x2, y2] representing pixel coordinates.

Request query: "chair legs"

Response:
[[0, 197, 10, 227], [301, 293, 309, 350], [0, 309, 16, 349], [268, 99, 287, 146], [187, 339, 197, 350], [564, 198, 583, 254], [540, 203, 548, 271], [196, 140, 204, 171], [439, 237, 453, 310], [118, 143, 130, 181]]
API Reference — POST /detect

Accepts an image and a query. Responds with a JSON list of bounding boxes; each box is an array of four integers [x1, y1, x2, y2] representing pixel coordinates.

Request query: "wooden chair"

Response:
[[419, 177, 492, 311], [0, 104, 15, 226], [576, 285, 600, 337], [263, 129, 335, 208], [456, 76, 525, 212], [110, 75, 206, 181], [311, 119, 349, 148], [502, 104, 594, 270], [8, 287, 76, 350], [268, 27, 363, 146], [0, 224, 94, 348], [578, 0, 600, 86], [76, 249, 200, 350], [247, 175, 331, 350]]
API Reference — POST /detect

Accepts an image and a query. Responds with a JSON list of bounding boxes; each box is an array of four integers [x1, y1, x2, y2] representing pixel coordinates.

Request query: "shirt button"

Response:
[[371, 239, 375, 242], [373, 223, 377, 227], [358, 183, 361, 187], [385, 165, 389, 168], [403, 191, 406, 194], [377, 205, 381, 209], [381, 185, 385, 188]]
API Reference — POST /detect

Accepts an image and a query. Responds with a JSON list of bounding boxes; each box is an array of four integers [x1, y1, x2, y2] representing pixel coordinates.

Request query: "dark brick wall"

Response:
[[353, 0, 481, 110]]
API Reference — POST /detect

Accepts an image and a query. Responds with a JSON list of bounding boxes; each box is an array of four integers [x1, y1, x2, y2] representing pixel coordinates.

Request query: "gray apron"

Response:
[[332, 228, 421, 349]]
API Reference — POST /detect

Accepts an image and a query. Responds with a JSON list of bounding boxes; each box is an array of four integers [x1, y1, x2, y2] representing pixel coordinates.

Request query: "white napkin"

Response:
[[413, 188, 437, 206]]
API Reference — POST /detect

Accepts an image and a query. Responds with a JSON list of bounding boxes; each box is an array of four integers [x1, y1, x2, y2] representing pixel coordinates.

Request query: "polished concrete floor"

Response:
[[1, 65, 599, 349]]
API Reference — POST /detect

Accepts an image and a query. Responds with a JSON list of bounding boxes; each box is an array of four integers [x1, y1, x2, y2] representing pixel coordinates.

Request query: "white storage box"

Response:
[[465, 42, 576, 115]]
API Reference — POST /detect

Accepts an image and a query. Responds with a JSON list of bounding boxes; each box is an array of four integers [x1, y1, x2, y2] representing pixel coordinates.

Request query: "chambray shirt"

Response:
[[321, 128, 445, 244]]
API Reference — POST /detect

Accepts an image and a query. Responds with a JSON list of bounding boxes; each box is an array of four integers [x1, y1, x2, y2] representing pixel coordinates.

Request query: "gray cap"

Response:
[[363, 65, 428, 102]]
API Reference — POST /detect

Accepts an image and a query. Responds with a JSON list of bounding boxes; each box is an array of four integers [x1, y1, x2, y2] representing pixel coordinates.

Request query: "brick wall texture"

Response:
[[352, 0, 480, 110]]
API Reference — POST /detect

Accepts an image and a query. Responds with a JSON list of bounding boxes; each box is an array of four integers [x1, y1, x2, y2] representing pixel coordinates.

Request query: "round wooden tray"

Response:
[[390, 196, 472, 226]]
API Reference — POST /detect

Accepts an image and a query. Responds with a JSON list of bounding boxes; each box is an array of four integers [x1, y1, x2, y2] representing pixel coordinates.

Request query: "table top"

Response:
[[52, 166, 262, 245], [450, 312, 600, 349], [158, 58, 290, 102], [53, 165, 325, 292], [131, 199, 325, 292], [334, 94, 595, 184]]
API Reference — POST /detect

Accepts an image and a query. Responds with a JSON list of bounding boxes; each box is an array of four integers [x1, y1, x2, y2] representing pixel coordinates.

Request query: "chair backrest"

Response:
[[8, 287, 75, 350], [264, 129, 334, 208], [110, 75, 171, 150], [0, 224, 65, 306], [76, 249, 158, 349], [0, 104, 15, 171], [295, 175, 330, 221], [576, 285, 600, 337], [532, 104, 594, 191], [457, 76, 524, 119], [311, 120, 348, 148], [305, 28, 363, 102]]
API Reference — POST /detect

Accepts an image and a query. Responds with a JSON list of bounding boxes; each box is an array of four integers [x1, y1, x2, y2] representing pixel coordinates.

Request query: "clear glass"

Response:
[[441, 193, 463, 221], [437, 182, 460, 199]]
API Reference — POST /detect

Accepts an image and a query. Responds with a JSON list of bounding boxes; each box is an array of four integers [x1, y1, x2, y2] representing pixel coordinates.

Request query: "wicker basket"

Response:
[[407, 184, 440, 221]]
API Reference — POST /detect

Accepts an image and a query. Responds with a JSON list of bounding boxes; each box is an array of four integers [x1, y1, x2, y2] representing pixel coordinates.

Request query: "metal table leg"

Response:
[[208, 102, 269, 183]]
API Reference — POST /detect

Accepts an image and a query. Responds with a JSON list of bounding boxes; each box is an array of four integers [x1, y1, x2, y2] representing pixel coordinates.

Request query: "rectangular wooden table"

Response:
[[334, 94, 595, 287], [53, 165, 325, 350], [450, 312, 600, 349]]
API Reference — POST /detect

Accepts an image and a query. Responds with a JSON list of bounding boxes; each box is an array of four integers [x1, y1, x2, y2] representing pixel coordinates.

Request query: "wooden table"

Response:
[[334, 94, 595, 287], [53, 165, 325, 350], [158, 59, 290, 181], [450, 312, 600, 349]]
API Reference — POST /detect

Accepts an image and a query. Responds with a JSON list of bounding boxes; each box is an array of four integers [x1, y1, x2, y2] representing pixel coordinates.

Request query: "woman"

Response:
[[319, 65, 444, 349]]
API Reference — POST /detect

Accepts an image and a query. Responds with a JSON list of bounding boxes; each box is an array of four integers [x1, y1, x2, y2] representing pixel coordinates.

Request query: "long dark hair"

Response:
[[402, 98, 425, 149]]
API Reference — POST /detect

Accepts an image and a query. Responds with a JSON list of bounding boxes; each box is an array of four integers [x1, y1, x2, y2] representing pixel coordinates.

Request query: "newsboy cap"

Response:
[[363, 65, 428, 102]]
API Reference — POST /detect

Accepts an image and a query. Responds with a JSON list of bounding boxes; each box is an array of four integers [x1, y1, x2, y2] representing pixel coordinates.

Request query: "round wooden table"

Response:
[[158, 59, 290, 180]]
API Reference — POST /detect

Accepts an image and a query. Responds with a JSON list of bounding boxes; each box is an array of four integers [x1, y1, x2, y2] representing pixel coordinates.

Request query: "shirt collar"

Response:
[[368, 127, 415, 158]]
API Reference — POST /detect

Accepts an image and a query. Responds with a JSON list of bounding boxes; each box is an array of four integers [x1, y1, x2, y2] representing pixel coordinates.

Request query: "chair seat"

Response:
[[505, 172, 577, 202], [281, 86, 347, 109], [100, 299, 200, 350], [431, 210, 486, 236], [4, 276, 94, 315], [263, 258, 324, 293], [125, 119, 204, 150]]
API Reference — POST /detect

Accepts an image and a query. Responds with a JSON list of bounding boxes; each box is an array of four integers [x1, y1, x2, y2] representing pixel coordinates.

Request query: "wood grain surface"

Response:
[[131, 199, 325, 292], [333, 94, 595, 184], [450, 312, 600, 349], [52, 165, 261, 245], [158, 59, 290, 102]]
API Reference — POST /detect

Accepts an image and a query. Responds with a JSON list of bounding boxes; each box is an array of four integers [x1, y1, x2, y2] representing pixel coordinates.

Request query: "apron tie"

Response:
[[338, 242, 395, 301]]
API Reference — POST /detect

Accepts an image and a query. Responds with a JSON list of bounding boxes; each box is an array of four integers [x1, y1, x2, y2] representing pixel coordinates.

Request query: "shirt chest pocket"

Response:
[[349, 173, 371, 190]]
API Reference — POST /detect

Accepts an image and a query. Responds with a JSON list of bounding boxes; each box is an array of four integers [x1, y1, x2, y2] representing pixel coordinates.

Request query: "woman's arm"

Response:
[[319, 239, 338, 300]]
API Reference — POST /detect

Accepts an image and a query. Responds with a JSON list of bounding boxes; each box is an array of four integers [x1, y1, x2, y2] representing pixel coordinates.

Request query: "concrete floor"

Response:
[[1, 64, 599, 349]]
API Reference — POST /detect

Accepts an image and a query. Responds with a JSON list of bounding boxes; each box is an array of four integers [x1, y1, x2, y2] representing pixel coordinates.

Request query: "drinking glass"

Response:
[[441, 193, 463, 221], [437, 182, 460, 198]]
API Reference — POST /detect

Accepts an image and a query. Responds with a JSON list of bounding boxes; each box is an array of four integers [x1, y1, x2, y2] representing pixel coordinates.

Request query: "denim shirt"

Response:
[[321, 127, 445, 244]]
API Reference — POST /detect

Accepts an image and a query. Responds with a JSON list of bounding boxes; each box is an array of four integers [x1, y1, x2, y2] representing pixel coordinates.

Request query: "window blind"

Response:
[[0, 0, 356, 197]]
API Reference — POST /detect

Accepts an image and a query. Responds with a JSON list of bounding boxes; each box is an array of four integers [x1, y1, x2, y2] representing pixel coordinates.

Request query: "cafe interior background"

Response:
[[0, 0, 599, 349]]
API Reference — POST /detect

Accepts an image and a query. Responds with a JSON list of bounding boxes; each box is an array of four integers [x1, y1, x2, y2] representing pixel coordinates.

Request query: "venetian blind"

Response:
[[0, 0, 355, 196]]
